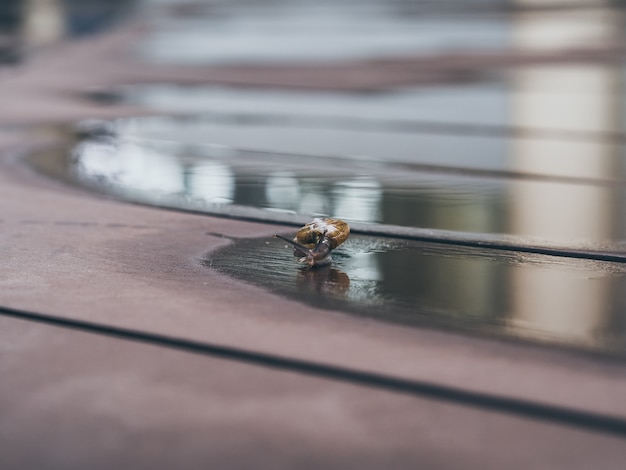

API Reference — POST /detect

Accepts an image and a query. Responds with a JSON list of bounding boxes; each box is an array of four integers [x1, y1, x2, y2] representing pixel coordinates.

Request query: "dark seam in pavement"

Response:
[[352, 231, 626, 264], [3, 304, 626, 438]]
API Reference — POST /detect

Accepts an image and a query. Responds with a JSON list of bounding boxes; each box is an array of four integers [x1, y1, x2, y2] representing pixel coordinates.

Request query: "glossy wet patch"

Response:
[[206, 233, 626, 357]]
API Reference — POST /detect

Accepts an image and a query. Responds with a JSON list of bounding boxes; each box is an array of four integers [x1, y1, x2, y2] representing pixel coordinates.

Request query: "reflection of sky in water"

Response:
[[139, 0, 511, 64], [67, 106, 626, 251], [126, 83, 509, 129], [188, 161, 234, 203], [266, 171, 301, 212], [123, 73, 626, 176], [76, 139, 184, 195], [333, 177, 382, 223], [70, 121, 506, 230]]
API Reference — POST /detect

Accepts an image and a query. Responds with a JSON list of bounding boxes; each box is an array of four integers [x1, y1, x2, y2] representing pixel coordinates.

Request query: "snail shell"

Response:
[[275, 218, 350, 266], [295, 218, 350, 250]]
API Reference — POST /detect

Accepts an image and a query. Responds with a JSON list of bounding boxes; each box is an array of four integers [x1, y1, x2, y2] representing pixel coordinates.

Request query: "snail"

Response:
[[274, 218, 350, 266]]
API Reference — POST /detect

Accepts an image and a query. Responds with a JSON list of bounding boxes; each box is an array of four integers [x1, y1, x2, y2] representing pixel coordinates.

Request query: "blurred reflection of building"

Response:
[[375, 243, 507, 322], [188, 161, 235, 204], [332, 176, 382, 222], [508, 1, 621, 343], [375, 175, 507, 321], [266, 171, 301, 211]]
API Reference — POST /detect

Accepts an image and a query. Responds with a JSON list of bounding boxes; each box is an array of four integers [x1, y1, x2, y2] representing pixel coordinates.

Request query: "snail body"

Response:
[[275, 218, 350, 266]]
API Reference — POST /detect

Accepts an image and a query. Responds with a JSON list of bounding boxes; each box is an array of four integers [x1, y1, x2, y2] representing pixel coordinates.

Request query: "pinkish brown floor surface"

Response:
[[2, 19, 626, 470]]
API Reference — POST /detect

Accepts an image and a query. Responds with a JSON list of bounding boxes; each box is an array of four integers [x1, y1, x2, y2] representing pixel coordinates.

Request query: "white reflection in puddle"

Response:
[[298, 191, 329, 216], [188, 161, 234, 203], [333, 176, 382, 223], [75, 140, 184, 195], [509, 2, 619, 344], [265, 170, 301, 211], [74, 140, 116, 179]]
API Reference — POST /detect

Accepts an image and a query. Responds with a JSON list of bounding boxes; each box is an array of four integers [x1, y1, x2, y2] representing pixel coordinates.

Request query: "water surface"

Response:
[[207, 233, 626, 356]]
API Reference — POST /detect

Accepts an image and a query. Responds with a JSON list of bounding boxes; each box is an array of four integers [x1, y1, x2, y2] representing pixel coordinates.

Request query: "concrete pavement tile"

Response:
[[2, 315, 626, 470]]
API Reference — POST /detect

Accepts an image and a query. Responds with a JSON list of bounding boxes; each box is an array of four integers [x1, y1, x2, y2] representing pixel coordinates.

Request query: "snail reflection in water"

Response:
[[274, 218, 350, 267], [297, 265, 350, 297]]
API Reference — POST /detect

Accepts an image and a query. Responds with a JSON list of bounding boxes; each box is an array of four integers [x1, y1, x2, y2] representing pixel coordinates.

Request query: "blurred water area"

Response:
[[63, 80, 626, 255], [137, 0, 512, 65]]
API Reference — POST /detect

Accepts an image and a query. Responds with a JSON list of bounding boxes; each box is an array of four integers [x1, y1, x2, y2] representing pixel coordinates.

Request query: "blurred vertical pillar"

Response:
[[508, 1, 620, 343], [22, 0, 65, 48]]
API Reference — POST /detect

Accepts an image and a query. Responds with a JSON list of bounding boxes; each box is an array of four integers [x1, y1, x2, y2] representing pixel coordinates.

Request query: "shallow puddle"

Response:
[[207, 233, 626, 356]]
